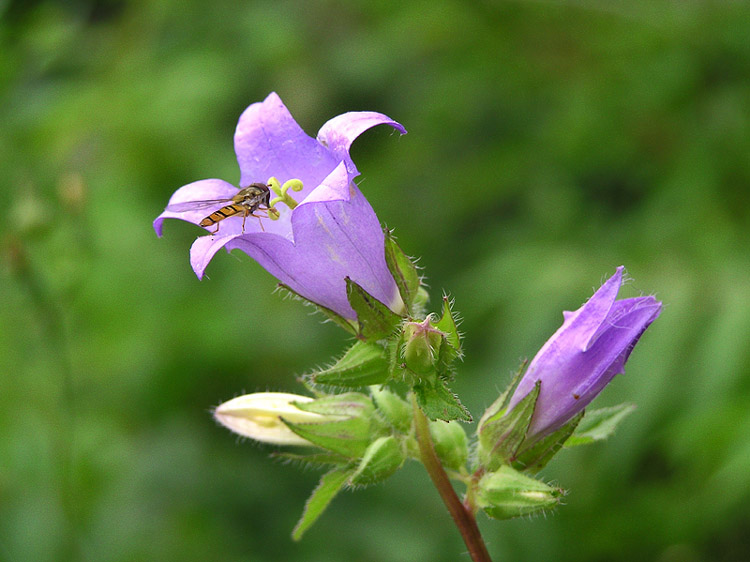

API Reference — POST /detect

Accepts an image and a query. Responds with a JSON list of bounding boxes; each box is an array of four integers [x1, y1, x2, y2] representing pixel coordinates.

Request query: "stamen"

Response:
[[266, 176, 303, 221]]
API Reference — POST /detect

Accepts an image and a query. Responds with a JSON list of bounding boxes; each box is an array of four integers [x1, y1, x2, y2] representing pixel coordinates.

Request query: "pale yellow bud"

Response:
[[213, 392, 324, 446]]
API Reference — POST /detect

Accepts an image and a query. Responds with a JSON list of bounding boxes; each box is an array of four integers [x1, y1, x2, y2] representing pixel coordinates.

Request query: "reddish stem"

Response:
[[412, 396, 493, 562]]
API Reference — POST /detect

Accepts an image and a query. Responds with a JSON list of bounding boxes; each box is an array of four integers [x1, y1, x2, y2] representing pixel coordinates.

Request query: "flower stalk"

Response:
[[411, 394, 492, 562]]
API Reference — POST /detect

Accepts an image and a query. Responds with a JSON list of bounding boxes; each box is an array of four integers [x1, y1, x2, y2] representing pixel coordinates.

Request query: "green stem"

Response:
[[9, 236, 80, 561], [411, 394, 493, 562]]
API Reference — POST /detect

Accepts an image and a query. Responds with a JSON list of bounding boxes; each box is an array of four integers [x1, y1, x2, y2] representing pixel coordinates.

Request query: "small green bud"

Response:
[[370, 386, 412, 433], [429, 420, 468, 472], [349, 436, 405, 486], [476, 465, 563, 520], [403, 317, 444, 375]]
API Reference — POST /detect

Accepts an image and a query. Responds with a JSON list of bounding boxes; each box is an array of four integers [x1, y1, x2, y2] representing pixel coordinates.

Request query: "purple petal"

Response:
[[233, 92, 340, 194], [513, 267, 624, 402], [153, 179, 238, 236], [571, 266, 625, 351], [317, 111, 407, 177], [583, 296, 662, 379], [190, 233, 244, 280]]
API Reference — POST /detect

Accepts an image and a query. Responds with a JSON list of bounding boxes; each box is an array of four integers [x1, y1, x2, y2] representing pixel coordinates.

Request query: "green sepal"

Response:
[[412, 287, 430, 317], [476, 465, 563, 520], [477, 382, 540, 471], [476, 360, 528, 430], [286, 393, 379, 458], [294, 392, 375, 417], [345, 277, 402, 341], [283, 417, 372, 458], [414, 380, 471, 422], [513, 411, 584, 474], [370, 386, 412, 434], [429, 420, 468, 472], [565, 403, 636, 447], [349, 435, 405, 487], [434, 296, 461, 358], [311, 341, 390, 387], [271, 451, 351, 469], [292, 467, 354, 540], [277, 283, 357, 336], [384, 229, 420, 314]]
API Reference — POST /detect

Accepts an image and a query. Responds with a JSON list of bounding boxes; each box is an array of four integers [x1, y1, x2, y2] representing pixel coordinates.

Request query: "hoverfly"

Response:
[[166, 183, 271, 234]]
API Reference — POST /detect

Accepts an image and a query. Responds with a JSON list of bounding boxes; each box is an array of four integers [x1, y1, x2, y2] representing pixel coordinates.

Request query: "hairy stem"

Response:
[[411, 394, 492, 562]]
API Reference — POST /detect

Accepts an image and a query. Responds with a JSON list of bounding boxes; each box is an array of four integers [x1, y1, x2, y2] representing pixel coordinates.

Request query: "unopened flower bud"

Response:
[[429, 419, 468, 472], [476, 465, 563, 520], [213, 392, 325, 446], [403, 317, 444, 375], [349, 436, 405, 486]]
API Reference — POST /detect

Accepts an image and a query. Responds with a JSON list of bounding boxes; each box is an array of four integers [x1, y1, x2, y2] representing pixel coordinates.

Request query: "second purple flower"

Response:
[[507, 267, 662, 442]]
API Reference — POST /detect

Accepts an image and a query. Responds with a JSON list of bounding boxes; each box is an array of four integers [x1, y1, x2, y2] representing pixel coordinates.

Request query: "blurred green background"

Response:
[[2, 0, 749, 560]]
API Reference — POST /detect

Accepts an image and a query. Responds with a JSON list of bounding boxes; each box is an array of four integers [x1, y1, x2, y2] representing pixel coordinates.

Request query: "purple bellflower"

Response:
[[154, 92, 407, 321], [508, 266, 662, 441]]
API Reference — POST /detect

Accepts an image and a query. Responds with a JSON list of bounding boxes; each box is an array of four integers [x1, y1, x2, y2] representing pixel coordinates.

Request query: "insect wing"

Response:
[[165, 197, 234, 213]]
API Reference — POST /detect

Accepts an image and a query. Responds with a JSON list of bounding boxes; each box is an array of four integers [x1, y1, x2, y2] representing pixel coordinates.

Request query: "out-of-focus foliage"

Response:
[[2, 0, 749, 560]]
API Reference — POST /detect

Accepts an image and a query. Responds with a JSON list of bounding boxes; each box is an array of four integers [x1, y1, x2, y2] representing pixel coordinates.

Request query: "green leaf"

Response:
[[513, 411, 584, 474], [292, 467, 353, 540], [346, 277, 403, 341], [312, 341, 390, 387], [277, 283, 357, 335], [349, 436, 405, 486], [384, 229, 421, 314], [565, 403, 637, 447], [477, 382, 539, 471], [414, 381, 471, 422]]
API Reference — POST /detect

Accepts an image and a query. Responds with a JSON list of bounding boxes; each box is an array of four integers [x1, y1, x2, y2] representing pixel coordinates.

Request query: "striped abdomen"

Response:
[[199, 203, 247, 228]]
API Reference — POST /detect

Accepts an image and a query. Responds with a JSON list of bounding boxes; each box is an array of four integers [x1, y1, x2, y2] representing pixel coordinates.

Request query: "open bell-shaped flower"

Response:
[[154, 92, 407, 321]]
